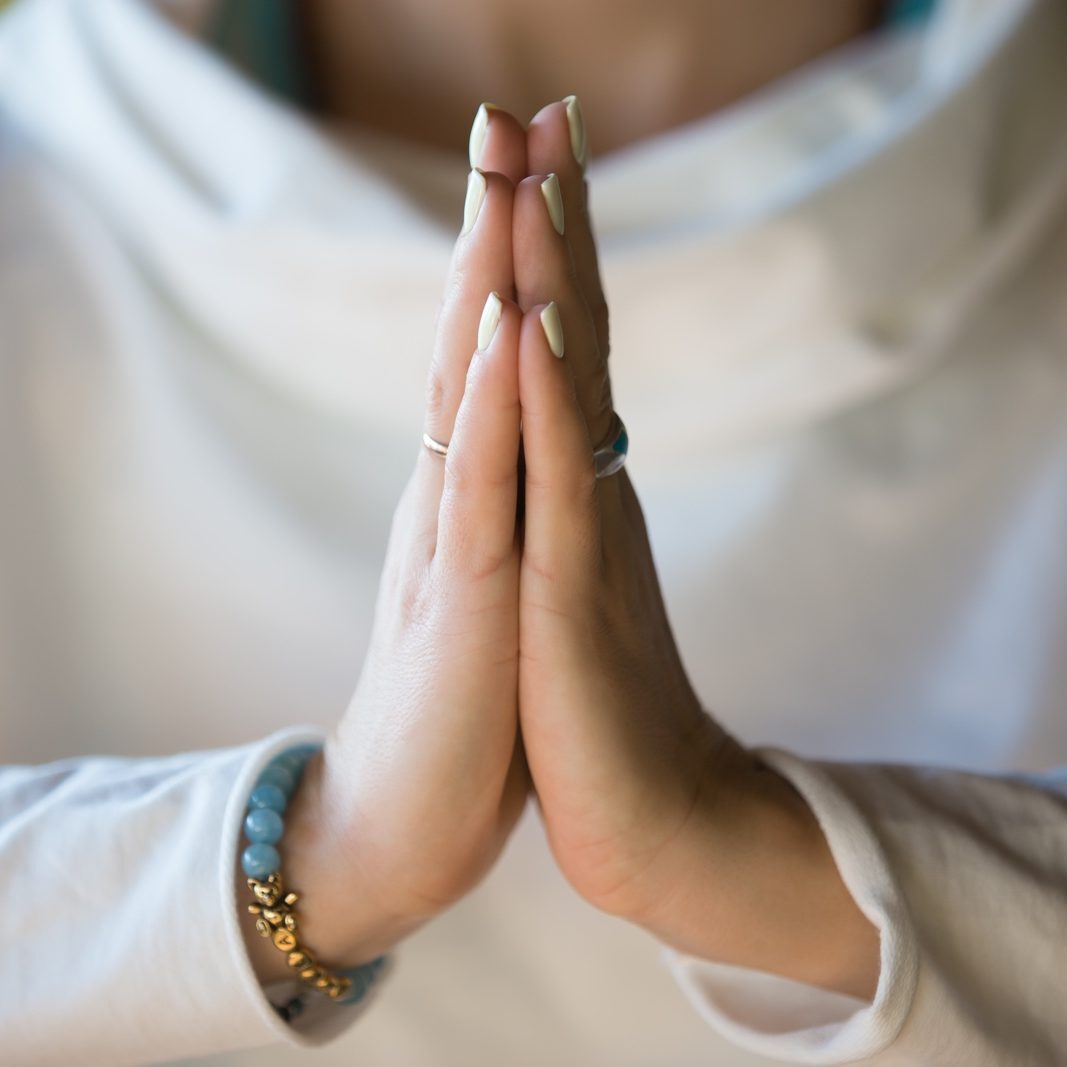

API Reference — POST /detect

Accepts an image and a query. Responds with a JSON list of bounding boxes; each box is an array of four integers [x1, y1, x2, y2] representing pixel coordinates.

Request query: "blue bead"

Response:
[[257, 764, 296, 796], [272, 751, 308, 777], [241, 842, 281, 879], [244, 807, 284, 845], [335, 957, 386, 1004], [337, 971, 369, 1005], [249, 783, 287, 812]]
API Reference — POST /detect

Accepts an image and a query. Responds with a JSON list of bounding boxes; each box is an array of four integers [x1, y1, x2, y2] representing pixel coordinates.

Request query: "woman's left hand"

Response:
[[513, 100, 881, 1000]]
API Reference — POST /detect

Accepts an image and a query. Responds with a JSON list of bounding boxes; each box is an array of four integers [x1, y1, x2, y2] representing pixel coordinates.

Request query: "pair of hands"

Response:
[[258, 99, 880, 1003]]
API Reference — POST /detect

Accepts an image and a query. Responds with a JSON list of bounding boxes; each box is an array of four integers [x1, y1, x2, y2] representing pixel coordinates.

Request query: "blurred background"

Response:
[[3, 0, 1066, 1063]]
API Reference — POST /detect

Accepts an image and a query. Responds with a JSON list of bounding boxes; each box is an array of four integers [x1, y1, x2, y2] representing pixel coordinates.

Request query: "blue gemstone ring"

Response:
[[593, 413, 629, 479]]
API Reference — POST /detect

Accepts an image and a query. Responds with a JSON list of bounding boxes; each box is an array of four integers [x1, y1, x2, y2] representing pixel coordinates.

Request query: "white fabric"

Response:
[[0, 726, 389, 1066], [669, 752, 1067, 1063], [1, 0, 1066, 1062]]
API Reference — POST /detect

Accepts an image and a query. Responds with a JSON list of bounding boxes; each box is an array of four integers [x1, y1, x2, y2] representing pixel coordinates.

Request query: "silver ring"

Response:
[[422, 432, 449, 457], [593, 413, 629, 479]]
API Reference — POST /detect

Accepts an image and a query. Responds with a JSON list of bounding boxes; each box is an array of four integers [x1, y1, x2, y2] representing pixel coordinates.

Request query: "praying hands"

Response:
[[245, 98, 881, 1004]]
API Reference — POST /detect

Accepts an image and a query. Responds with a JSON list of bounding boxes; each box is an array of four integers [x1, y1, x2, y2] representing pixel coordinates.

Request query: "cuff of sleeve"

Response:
[[663, 747, 918, 1065], [219, 726, 392, 1048]]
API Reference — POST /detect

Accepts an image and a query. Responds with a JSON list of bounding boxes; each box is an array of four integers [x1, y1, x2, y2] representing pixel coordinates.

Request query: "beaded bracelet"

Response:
[[241, 744, 386, 1017]]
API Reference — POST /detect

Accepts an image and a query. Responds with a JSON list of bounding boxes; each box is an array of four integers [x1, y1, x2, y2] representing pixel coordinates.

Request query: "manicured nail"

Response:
[[540, 173, 565, 235], [461, 169, 487, 235], [562, 94, 587, 171], [468, 102, 499, 168], [540, 301, 564, 358], [477, 291, 504, 351]]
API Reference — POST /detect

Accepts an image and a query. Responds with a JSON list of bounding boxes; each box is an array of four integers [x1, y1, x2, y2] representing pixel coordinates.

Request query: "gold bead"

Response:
[[272, 929, 297, 952], [246, 866, 356, 1003], [250, 880, 280, 906]]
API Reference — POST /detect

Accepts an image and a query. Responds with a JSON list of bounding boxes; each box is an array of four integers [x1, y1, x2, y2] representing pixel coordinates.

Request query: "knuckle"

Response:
[[522, 538, 600, 605], [525, 458, 597, 507], [581, 373, 614, 447], [424, 362, 448, 427], [444, 260, 482, 310], [395, 567, 433, 630], [463, 542, 515, 585], [571, 458, 599, 504], [443, 447, 477, 497], [439, 523, 514, 585], [589, 293, 611, 350]]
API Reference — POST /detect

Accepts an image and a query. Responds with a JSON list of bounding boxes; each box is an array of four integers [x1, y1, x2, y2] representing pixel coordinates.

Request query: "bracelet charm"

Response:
[[240, 745, 387, 1009]]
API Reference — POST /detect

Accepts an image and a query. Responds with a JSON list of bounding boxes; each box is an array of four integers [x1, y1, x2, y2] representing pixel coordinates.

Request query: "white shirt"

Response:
[[1, 0, 1066, 1063]]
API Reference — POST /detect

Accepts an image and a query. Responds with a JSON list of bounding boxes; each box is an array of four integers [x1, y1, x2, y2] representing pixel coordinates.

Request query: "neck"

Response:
[[300, 0, 886, 158]]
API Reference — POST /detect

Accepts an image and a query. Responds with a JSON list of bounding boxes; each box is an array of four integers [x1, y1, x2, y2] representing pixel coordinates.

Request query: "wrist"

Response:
[[281, 749, 422, 963], [238, 746, 418, 987], [625, 744, 881, 1000]]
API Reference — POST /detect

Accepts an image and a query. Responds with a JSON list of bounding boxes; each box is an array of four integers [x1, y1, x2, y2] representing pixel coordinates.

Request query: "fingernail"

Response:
[[540, 173, 565, 235], [562, 94, 587, 171], [540, 301, 564, 358], [468, 102, 499, 168], [477, 291, 504, 352], [461, 168, 487, 235]]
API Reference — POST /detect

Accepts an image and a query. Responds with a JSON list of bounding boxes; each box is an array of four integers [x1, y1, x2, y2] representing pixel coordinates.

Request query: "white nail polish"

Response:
[[562, 94, 587, 171], [540, 173, 565, 236], [468, 102, 499, 168], [461, 169, 487, 235], [540, 301, 564, 358], [477, 291, 504, 352]]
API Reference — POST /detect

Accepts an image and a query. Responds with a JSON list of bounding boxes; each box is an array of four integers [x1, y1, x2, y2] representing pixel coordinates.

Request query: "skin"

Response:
[[514, 105, 879, 997], [299, 0, 888, 160], [241, 117, 534, 978], [239, 2, 883, 1004]]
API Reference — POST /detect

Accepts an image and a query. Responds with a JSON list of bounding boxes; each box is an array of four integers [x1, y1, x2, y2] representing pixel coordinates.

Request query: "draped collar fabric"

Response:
[[2, 0, 1065, 473], [4, 8, 1067, 1063]]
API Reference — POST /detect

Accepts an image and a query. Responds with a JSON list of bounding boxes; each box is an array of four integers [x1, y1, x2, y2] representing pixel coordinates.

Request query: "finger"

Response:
[[526, 97, 610, 369], [468, 102, 528, 185], [435, 292, 522, 580], [513, 171, 614, 448], [423, 169, 514, 461], [518, 302, 602, 594]]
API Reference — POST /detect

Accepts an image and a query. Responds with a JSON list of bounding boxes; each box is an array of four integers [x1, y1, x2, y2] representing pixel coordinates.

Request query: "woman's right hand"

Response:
[[244, 107, 532, 978]]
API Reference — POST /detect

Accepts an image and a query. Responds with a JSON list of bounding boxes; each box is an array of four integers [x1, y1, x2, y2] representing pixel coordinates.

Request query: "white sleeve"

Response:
[[664, 748, 1067, 1064], [0, 726, 389, 1067]]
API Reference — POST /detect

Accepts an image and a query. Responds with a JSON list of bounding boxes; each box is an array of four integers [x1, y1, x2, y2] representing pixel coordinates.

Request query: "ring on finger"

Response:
[[422, 432, 449, 457], [593, 413, 629, 479]]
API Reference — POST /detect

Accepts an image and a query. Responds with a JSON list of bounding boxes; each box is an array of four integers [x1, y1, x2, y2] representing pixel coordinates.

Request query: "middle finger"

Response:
[[513, 172, 614, 448]]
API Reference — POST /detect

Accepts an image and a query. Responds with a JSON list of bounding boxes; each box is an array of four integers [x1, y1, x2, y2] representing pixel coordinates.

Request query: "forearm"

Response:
[[625, 744, 881, 1001], [663, 751, 1067, 1062]]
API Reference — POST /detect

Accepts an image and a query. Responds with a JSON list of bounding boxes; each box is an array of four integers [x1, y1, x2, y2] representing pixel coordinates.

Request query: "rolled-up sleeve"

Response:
[[665, 749, 1067, 1064], [0, 726, 388, 1067]]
